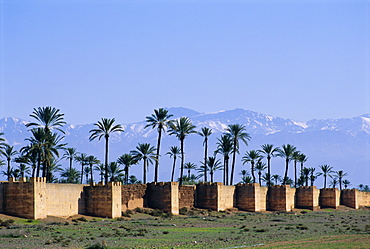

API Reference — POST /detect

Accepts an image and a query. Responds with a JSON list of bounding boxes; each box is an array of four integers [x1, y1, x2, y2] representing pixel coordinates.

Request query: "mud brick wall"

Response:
[[121, 184, 147, 211], [236, 183, 267, 212], [268, 185, 296, 211], [319, 188, 340, 208], [357, 191, 370, 207], [196, 182, 219, 211], [179, 185, 196, 209], [219, 185, 236, 211], [295, 186, 320, 210], [84, 182, 122, 218], [46, 183, 86, 217], [340, 189, 357, 209], [3, 177, 47, 219], [147, 182, 179, 215], [0, 183, 4, 213]]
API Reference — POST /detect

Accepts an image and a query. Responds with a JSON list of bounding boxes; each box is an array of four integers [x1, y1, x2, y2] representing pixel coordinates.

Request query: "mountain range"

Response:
[[1, 107, 369, 187]]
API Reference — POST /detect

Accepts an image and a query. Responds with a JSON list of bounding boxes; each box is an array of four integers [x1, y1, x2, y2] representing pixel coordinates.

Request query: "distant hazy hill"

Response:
[[1, 108, 369, 186]]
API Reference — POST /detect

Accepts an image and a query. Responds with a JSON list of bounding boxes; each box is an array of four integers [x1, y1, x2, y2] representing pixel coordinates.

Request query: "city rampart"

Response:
[[121, 184, 147, 211], [295, 186, 320, 210], [45, 183, 86, 217], [1, 178, 369, 220], [268, 185, 296, 211], [147, 182, 179, 215], [179, 185, 196, 209], [319, 188, 340, 209], [236, 183, 268, 212]]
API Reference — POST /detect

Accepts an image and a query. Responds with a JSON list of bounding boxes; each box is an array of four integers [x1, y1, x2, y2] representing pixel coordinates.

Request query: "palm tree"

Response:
[[145, 108, 173, 183], [166, 146, 181, 182], [94, 164, 105, 183], [0, 132, 6, 148], [131, 143, 157, 184], [335, 170, 348, 190], [292, 151, 301, 188], [14, 155, 31, 178], [60, 167, 81, 183], [22, 128, 46, 177], [83, 167, 91, 184], [203, 157, 222, 183], [168, 117, 197, 185], [63, 148, 78, 172], [198, 127, 212, 182], [184, 162, 197, 179], [309, 167, 319, 186], [242, 150, 262, 183], [277, 144, 297, 185], [318, 164, 333, 188], [89, 118, 124, 185], [107, 162, 124, 182], [259, 144, 279, 187], [302, 167, 310, 186], [0, 144, 18, 180], [254, 160, 267, 185], [343, 180, 351, 189], [75, 153, 88, 184], [225, 124, 251, 185], [86, 155, 100, 184], [329, 175, 338, 188], [240, 175, 253, 184], [272, 174, 281, 185], [42, 132, 66, 182], [216, 135, 233, 185], [117, 153, 138, 185], [297, 153, 308, 174], [26, 106, 66, 134]]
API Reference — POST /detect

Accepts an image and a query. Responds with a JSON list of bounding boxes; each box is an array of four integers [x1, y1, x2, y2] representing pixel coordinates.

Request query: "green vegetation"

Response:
[[0, 208, 369, 248]]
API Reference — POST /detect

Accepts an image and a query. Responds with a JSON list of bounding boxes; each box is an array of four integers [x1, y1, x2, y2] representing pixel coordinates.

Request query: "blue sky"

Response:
[[1, 0, 369, 125]]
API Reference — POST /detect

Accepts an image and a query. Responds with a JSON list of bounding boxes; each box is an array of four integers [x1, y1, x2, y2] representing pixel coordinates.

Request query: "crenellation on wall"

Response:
[[319, 188, 340, 209]]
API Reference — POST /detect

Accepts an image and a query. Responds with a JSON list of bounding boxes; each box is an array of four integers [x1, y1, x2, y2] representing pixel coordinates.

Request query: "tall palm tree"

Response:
[[166, 146, 181, 182], [117, 153, 138, 185], [145, 108, 173, 183], [0, 144, 18, 180], [297, 153, 308, 174], [14, 155, 31, 178], [225, 124, 251, 185], [259, 144, 279, 187], [86, 155, 100, 184], [83, 167, 91, 184], [335, 170, 348, 190], [168, 117, 197, 185], [203, 156, 222, 183], [318, 164, 333, 188], [60, 167, 81, 183], [242, 150, 261, 184], [198, 127, 212, 182], [277, 144, 297, 185], [89, 118, 124, 185], [22, 128, 46, 177], [107, 162, 124, 182], [63, 148, 78, 172], [184, 162, 197, 179], [254, 160, 267, 185], [75, 153, 88, 184], [343, 180, 351, 189], [329, 175, 338, 188], [131, 143, 157, 184], [26, 106, 66, 134], [272, 174, 281, 185], [94, 164, 105, 183], [216, 135, 233, 185], [292, 151, 301, 188], [41, 132, 66, 182], [302, 167, 310, 186]]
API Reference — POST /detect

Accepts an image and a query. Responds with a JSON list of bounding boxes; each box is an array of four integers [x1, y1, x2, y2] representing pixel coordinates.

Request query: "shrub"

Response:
[[163, 231, 169, 234], [77, 217, 88, 222], [179, 207, 188, 215]]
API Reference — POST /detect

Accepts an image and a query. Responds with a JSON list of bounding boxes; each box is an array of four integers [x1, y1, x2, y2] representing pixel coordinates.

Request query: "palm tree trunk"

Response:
[[211, 172, 214, 183], [171, 157, 176, 182], [104, 136, 109, 185], [143, 159, 147, 184], [188, 169, 190, 179], [251, 162, 256, 183], [230, 147, 237, 185], [267, 156, 271, 187], [179, 139, 185, 185], [154, 129, 162, 183], [90, 164, 94, 184], [294, 160, 297, 188], [81, 164, 84, 184], [69, 158, 73, 172], [7, 159, 10, 181], [283, 159, 289, 185], [204, 138, 208, 182], [223, 157, 226, 185], [258, 172, 262, 185], [125, 167, 128, 185], [324, 175, 327, 188], [226, 158, 229, 185]]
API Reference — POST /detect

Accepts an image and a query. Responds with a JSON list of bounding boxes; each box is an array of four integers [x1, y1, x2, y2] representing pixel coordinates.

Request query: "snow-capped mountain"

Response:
[[1, 108, 369, 186]]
